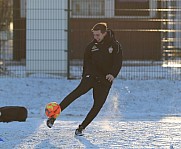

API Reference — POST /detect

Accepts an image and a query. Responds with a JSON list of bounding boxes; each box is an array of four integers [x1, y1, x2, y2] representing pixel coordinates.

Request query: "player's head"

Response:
[[91, 22, 107, 42]]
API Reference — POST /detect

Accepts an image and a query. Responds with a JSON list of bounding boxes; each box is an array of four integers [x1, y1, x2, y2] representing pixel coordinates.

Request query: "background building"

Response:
[[1, 0, 180, 79]]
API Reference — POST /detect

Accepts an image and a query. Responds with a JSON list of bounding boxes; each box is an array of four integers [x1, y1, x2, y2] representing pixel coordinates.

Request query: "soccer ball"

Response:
[[45, 102, 61, 118]]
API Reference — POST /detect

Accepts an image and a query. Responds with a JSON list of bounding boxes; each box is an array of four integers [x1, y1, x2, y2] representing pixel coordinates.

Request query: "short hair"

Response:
[[91, 22, 107, 33]]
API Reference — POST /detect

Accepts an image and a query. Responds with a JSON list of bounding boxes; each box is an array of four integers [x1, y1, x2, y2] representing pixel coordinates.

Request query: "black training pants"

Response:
[[59, 76, 111, 129]]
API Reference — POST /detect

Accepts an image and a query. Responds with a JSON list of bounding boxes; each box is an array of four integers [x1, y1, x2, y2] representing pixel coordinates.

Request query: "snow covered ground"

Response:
[[0, 77, 181, 148]]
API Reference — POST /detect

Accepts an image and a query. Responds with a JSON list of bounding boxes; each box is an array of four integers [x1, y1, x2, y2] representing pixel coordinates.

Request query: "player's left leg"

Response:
[[75, 83, 111, 135]]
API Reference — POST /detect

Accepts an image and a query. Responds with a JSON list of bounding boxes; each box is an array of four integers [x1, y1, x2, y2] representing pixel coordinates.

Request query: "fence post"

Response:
[[67, 0, 71, 79]]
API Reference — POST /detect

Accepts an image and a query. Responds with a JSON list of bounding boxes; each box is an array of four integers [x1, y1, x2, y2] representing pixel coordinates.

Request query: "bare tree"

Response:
[[0, 0, 12, 31], [0, 0, 13, 73]]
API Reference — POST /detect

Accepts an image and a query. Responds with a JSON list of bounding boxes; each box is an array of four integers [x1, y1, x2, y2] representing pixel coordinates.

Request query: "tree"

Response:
[[0, 0, 12, 73], [0, 0, 13, 31]]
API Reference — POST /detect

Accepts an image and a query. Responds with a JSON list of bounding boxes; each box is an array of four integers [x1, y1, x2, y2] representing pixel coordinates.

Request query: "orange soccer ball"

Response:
[[45, 102, 61, 118]]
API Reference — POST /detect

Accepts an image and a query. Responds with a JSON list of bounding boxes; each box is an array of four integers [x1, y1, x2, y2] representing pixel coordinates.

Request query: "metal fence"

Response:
[[0, 0, 181, 80]]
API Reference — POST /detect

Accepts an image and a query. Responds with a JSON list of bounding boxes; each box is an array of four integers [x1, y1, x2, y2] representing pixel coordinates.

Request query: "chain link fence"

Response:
[[0, 0, 181, 80]]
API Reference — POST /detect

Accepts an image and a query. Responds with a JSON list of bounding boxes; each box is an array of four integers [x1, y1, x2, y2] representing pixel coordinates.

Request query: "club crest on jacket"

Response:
[[108, 46, 113, 53]]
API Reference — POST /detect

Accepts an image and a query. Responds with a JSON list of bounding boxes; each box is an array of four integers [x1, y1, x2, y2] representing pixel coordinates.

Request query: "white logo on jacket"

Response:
[[91, 45, 99, 52]]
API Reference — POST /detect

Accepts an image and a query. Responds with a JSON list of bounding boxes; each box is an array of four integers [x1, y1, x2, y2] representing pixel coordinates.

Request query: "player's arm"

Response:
[[82, 46, 93, 77], [109, 42, 123, 78]]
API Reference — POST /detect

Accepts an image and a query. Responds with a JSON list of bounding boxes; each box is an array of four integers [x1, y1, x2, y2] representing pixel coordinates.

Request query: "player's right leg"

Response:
[[47, 117, 56, 128], [46, 77, 93, 128], [59, 77, 93, 111]]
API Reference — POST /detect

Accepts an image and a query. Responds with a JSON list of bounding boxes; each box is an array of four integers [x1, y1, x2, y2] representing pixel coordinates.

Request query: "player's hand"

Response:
[[106, 74, 114, 82]]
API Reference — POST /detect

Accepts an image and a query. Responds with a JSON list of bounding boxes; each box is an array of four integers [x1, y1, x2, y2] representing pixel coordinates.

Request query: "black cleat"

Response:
[[46, 117, 56, 128], [75, 125, 84, 136]]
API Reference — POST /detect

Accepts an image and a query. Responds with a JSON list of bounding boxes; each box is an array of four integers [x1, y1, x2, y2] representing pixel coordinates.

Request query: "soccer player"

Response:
[[47, 22, 123, 136]]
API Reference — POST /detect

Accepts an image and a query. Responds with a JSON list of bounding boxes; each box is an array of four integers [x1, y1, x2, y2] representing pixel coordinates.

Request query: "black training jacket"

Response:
[[82, 29, 123, 79]]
